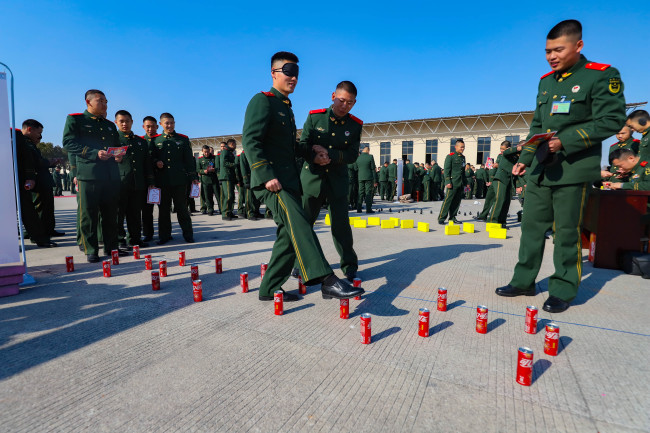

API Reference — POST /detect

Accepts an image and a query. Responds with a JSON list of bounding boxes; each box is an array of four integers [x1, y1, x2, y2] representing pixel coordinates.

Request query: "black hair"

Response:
[[22, 119, 43, 129], [271, 51, 298, 66], [609, 148, 636, 164], [84, 89, 105, 100], [501, 140, 512, 148], [115, 110, 132, 119], [547, 19, 582, 41], [336, 81, 357, 97], [202, 145, 210, 150], [160, 112, 174, 120], [143, 116, 157, 123]]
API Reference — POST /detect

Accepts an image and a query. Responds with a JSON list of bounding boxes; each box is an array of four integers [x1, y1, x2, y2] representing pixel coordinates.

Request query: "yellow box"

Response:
[[325, 214, 331, 226], [462, 222, 475, 233], [485, 223, 502, 231], [444, 225, 460, 235], [368, 216, 381, 226], [448, 221, 454, 226], [390, 217, 400, 226], [417, 222, 430, 232], [381, 220, 394, 229], [353, 219, 367, 228], [400, 219, 414, 229], [489, 228, 507, 239], [349, 216, 360, 225]]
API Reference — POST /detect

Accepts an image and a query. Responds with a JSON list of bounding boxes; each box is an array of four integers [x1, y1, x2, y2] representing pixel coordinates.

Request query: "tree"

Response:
[[37, 142, 68, 164]]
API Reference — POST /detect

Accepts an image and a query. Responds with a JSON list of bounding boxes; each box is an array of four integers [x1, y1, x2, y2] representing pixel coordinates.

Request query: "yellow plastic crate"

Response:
[[417, 222, 430, 232], [400, 219, 414, 229], [444, 225, 460, 235], [353, 219, 367, 228], [489, 228, 507, 239], [485, 222, 502, 231], [380, 220, 394, 229], [368, 217, 381, 226], [462, 222, 475, 233], [389, 217, 400, 226]]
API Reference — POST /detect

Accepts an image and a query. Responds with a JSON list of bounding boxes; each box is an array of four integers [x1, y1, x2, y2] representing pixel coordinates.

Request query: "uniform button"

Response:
[[326, 169, 329, 172], [558, 78, 563, 82], [571, 99, 575, 102], [102, 137, 105, 140], [547, 129, 551, 133], [553, 95, 557, 99], [168, 159, 171, 161], [345, 141, 348, 144], [331, 133, 335, 136], [317, 136, 320, 139], [329, 145, 332, 149], [549, 113, 553, 116], [334, 121, 338, 125]]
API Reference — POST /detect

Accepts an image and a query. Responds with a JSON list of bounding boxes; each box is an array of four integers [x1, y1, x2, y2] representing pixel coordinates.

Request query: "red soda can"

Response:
[[102, 260, 111, 277], [193, 279, 202, 302], [144, 254, 152, 270], [215, 257, 222, 274], [418, 308, 430, 337], [65, 256, 74, 272], [179, 251, 186, 267], [476, 305, 488, 334], [340, 298, 349, 319], [260, 263, 268, 280], [516, 347, 534, 386], [240, 272, 249, 293], [544, 323, 560, 356], [133, 245, 140, 260], [274, 290, 283, 315], [360, 313, 372, 344], [353, 278, 362, 300], [437, 288, 447, 312], [151, 271, 160, 291], [298, 276, 306, 295], [190, 264, 199, 281], [525, 306, 538, 334], [111, 249, 119, 265], [159, 260, 167, 277]]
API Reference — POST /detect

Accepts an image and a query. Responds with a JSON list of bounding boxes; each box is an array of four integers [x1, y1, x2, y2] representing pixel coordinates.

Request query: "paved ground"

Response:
[[0, 194, 648, 433]]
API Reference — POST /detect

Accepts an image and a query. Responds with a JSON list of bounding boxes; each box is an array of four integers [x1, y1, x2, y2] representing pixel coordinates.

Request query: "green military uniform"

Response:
[[475, 167, 487, 198], [464, 166, 475, 199], [403, 162, 413, 195], [486, 147, 519, 224], [239, 150, 261, 219], [117, 131, 153, 246], [413, 164, 424, 200], [141, 134, 156, 240], [438, 151, 466, 223], [150, 131, 197, 242], [218, 147, 237, 219], [608, 137, 641, 174], [197, 153, 218, 214], [68, 169, 76, 194], [242, 87, 332, 296], [422, 167, 431, 201], [378, 164, 388, 200], [235, 153, 246, 216], [62, 110, 121, 256], [348, 162, 358, 208], [639, 130, 650, 163], [387, 161, 397, 201], [356, 151, 377, 213], [510, 56, 626, 302], [430, 162, 442, 201], [478, 160, 500, 219], [298, 106, 362, 276], [617, 160, 650, 190], [52, 169, 63, 196], [213, 151, 223, 214]]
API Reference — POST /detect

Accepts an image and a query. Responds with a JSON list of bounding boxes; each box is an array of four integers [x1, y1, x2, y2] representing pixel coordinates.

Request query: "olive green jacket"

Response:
[[149, 131, 197, 187], [443, 152, 467, 187], [387, 163, 397, 181], [197, 155, 218, 185], [621, 160, 650, 191], [218, 148, 237, 181], [117, 131, 154, 190], [356, 152, 377, 182]]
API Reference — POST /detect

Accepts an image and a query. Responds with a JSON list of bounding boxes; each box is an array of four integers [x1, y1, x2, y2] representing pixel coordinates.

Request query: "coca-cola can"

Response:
[[159, 260, 167, 277], [360, 313, 372, 344], [102, 260, 111, 277], [298, 276, 306, 295], [525, 306, 538, 334], [476, 305, 488, 334], [274, 290, 283, 315], [151, 271, 160, 291], [133, 245, 140, 260], [190, 264, 199, 281], [340, 298, 349, 319], [65, 256, 74, 272], [353, 278, 362, 300], [144, 254, 152, 270], [544, 323, 560, 356], [111, 250, 119, 265], [418, 308, 430, 337], [260, 263, 268, 280], [437, 288, 447, 312], [240, 272, 249, 293], [193, 279, 202, 302], [215, 257, 222, 274], [179, 251, 186, 267], [516, 347, 534, 386]]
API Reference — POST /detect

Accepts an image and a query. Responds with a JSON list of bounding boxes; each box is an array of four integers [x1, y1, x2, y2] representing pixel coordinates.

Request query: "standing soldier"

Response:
[[235, 151, 247, 217], [422, 163, 432, 201], [242, 51, 363, 301], [402, 159, 413, 195], [115, 110, 154, 248], [141, 116, 158, 242], [378, 161, 388, 200], [387, 158, 397, 201], [219, 138, 238, 220], [412, 162, 424, 200], [625, 110, 650, 162], [356, 145, 378, 213], [150, 112, 198, 244], [438, 140, 467, 224], [52, 167, 63, 196], [496, 20, 626, 313], [347, 161, 358, 209], [486, 141, 520, 226], [474, 163, 487, 198], [430, 159, 442, 201], [239, 149, 260, 220], [62, 89, 126, 262], [213, 144, 225, 215], [464, 163, 475, 199], [197, 145, 217, 215], [476, 158, 499, 220]]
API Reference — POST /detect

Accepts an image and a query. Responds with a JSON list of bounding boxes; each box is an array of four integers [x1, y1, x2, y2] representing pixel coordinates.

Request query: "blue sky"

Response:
[[2, 0, 648, 152]]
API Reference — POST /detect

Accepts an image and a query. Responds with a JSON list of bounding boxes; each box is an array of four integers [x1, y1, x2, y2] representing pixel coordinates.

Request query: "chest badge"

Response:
[[176, 141, 182, 145], [316, 127, 324, 132], [572, 85, 580, 93], [278, 112, 286, 117], [345, 131, 350, 137]]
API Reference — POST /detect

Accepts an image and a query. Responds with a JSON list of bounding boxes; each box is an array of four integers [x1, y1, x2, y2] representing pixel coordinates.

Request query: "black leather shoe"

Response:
[[208, 211, 214, 216], [366, 210, 375, 214], [321, 274, 364, 299], [78, 244, 84, 252], [132, 241, 149, 248], [119, 242, 128, 249], [290, 268, 300, 279], [87, 254, 100, 263], [157, 238, 172, 245], [117, 249, 130, 257], [184, 237, 195, 243], [495, 284, 536, 297], [50, 230, 66, 237], [259, 289, 300, 302], [201, 210, 207, 215], [452, 218, 460, 224], [438, 220, 446, 225], [36, 241, 57, 248], [543, 296, 570, 313], [248, 216, 258, 221], [345, 270, 357, 282], [223, 216, 233, 221], [143, 236, 153, 242]]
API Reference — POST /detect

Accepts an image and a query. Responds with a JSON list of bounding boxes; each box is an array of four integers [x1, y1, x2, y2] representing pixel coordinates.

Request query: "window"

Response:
[[402, 141, 413, 162], [477, 137, 491, 164], [379, 142, 391, 164], [359, 142, 370, 152], [505, 135, 520, 145], [425, 139, 438, 164], [450, 137, 463, 153]]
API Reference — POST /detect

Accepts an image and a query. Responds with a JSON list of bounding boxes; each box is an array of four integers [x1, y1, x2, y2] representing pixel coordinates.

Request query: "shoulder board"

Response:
[[261, 91, 274, 97], [176, 133, 188, 138], [585, 62, 611, 71], [449, 152, 455, 156], [349, 114, 363, 125], [69, 113, 83, 116], [633, 139, 641, 143], [217, 152, 221, 156], [240, 150, 244, 153], [610, 143, 618, 147], [152, 134, 161, 138], [198, 155, 203, 159], [540, 71, 554, 80], [139, 135, 146, 139], [309, 108, 327, 114], [641, 161, 648, 167]]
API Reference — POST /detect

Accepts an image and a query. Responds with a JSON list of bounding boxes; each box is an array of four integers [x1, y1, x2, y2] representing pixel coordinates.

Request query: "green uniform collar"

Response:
[[83, 109, 104, 121], [120, 131, 135, 139], [553, 55, 588, 82], [270, 87, 292, 106], [163, 130, 178, 138]]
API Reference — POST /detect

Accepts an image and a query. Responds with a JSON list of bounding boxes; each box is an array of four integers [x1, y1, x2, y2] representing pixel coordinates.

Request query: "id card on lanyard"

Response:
[[551, 96, 571, 114]]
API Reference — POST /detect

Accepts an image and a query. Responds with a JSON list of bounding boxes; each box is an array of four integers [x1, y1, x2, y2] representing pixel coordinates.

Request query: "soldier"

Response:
[[625, 110, 649, 162], [486, 141, 520, 226], [347, 161, 358, 209], [609, 125, 639, 155], [464, 163, 475, 199], [52, 167, 63, 196], [239, 149, 260, 220], [62, 89, 126, 262], [413, 162, 424, 200], [212, 144, 224, 215], [475, 164, 487, 198], [141, 116, 158, 242], [476, 158, 499, 220], [387, 158, 397, 201], [197, 145, 217, 215], [378, 161, 388, 200], [235, 151, 247, 217], [241, 51, 363, 302], [219, 138, 238, 220], [422, 163, 432, 201], [403, 159, 413, 195], [496, 20, 626, 313], [438, 140, 467, 224], [356, 145, 378, 213], [115, 110, 154, 248], [605, 148, 650, 190], [150, 112, 198, 244], [430, 159, 442, 201]]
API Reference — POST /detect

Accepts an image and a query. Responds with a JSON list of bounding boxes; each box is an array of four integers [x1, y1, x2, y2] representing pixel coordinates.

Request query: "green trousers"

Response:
[[510, 182, 589, 302], [78, 180, 119, 255], [20, 189, 49, 243], [348, 179, 358, 208], [478, 183, 496, 219], [220, 180, 235, 218], [357, 180, 374, 212], [423, 180, 431, 201], [431, 181, 441, 201], [159, 184, 193, 241], [465, 181, 475, 199], [486, 179, 512, 225], [379, 181, 387, 200], [256, 188, 332, 296], [438, 185, 462, 222], [238, 185, 246, 214], [244, 186, 260, 218], [117, 186, 143, 245], [201, 183, 215, 213], [32, 186, 55, 235]]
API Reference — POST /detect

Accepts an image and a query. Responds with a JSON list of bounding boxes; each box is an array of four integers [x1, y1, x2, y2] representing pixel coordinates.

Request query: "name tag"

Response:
[[551, 101, 571, 114]]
